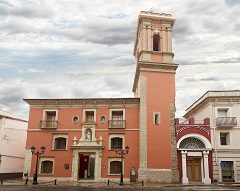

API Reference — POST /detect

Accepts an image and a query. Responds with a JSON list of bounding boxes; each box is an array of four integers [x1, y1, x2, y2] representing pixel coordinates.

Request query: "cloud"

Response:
[[0, 0, 240, 121], [0, 1, 54, 18]]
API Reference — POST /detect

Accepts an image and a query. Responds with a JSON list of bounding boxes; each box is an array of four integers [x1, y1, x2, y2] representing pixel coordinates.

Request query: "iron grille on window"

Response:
[[55, 137, 66, 150], [111, 138, 123, 150], [179, 137, 206, 149], [40, 120, 58, 129], [216, 117, 237, 127], [110, 161, 122, 174], [41, 161, 53, 174]]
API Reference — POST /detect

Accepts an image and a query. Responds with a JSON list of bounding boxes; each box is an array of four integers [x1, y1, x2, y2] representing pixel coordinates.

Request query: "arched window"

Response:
[[54, 137, 67, 150], [153, 34, 160, 51], [179, 137, 206, 149], [111, 137, 123, 150], [41, 160, 53, 174], [110, 161, 122, 174]]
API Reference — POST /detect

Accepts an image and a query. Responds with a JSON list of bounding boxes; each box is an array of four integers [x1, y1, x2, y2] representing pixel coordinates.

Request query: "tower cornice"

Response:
[[132, 61, 178, 92]]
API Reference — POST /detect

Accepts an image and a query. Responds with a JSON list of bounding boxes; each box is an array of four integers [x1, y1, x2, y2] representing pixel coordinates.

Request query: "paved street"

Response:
[[1, 181, 240, 191], [1, 185, 240, 191]]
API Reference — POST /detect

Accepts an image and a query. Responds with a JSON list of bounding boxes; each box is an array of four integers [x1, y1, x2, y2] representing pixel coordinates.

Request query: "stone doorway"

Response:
[[78, 154, 95, 179]]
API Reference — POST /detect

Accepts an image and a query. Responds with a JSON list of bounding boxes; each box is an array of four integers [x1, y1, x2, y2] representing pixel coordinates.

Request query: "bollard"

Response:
[[1, 180, 3, 185], [142, 181, 144, 186], [25, 179, 29, 185], [54, 179, 57, 185], [108, 179, 110, 186]]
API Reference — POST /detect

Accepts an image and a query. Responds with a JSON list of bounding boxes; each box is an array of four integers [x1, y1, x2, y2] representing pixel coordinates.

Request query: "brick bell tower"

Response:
[[132, 11, 179, 182]]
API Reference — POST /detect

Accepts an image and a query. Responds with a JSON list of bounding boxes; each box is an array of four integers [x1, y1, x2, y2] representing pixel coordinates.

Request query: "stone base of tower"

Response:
[[138, 168, 179, 183]]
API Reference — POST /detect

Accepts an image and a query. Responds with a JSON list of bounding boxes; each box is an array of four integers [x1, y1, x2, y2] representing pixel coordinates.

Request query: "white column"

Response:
[[203, 151, 211, 184], [167, 28, 172, 53], [162, 30, 166, 52], [181, 151, 188, 184], [71, 150, 78, 181], [142, 25, 146, 50], [147, 26, 151, 51]]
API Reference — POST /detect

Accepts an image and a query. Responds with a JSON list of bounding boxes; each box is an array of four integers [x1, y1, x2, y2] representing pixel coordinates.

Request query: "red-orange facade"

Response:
[[23, 11, 180, 183]]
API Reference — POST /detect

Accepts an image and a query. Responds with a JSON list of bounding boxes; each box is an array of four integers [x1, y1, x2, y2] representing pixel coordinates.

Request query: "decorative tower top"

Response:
[[133, 11, 176, 57], [132, 11, 178, 94]]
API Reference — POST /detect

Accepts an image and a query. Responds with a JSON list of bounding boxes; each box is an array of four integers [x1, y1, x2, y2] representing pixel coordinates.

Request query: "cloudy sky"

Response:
[[0, 0, 240, 121]]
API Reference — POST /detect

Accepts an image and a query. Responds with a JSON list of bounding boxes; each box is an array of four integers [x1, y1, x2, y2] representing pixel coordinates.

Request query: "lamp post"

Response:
[[31, 146, 46, 185], [115, 146, 129, 186]]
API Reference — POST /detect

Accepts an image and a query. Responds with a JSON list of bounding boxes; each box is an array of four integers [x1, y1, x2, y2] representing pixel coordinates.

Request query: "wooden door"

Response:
[[187, 158, 201, 181]]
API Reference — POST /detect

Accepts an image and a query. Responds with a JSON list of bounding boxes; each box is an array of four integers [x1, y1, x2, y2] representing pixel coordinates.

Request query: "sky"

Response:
[[0, 0, 240, 121]]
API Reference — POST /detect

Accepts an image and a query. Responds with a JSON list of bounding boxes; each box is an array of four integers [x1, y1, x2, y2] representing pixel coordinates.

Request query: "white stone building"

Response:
[[184, 90, 240, 183], [0, 109, 28, 179]]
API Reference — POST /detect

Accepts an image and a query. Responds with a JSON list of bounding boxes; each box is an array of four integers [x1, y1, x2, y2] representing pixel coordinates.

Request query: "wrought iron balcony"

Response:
[[40, 120, 58, 129], [108, 120, 126, 129], [216, 117, 237, 127]]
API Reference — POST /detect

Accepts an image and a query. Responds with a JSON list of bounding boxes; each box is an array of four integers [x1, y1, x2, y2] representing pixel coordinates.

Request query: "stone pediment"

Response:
[[71, 135, 104, 149]]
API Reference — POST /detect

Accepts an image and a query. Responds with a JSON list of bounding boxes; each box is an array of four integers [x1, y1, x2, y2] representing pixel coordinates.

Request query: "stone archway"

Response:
[[177, 134, 212, 184]]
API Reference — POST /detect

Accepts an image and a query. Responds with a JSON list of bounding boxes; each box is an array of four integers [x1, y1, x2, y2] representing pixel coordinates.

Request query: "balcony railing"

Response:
[[216, 117, 237, 127], [108, 120, 126, 129], [40, 120, 58, 129]]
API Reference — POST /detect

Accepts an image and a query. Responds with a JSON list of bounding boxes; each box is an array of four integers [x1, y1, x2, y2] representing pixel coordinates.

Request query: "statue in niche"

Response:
[[85, 129, 92, 141]]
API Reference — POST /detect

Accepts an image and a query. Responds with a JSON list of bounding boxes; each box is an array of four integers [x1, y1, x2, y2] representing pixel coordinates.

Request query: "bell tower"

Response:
[[133, 11, 179, 182]]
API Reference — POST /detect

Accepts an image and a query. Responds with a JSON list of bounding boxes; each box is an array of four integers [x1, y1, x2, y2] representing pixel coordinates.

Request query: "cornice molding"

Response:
[[23, 97, 140, 108], [184, 90, 240, 119], [132, 61, 178, 92]]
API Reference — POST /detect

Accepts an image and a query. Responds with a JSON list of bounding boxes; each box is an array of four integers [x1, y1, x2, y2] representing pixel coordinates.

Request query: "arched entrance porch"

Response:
[[177, 134, 212, 184]]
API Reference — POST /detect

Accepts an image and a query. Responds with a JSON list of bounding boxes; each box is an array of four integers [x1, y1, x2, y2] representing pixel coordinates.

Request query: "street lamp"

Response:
[[115, 146, 129, 186], [31, 146, 46, 185]]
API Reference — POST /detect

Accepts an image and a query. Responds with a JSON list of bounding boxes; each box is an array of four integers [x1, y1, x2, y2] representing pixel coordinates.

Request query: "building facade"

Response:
[[23, 11, 179, 183], [184, 90, 240, 183], [0, 109, 28, 180], [175, 117, 213, 184]]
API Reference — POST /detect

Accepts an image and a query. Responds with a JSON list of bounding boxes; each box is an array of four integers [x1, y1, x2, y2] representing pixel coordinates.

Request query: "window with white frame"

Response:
[[220, 132, 230, 145], [108, 134, 125, 150], [52, 134, 68, 150], [41, 110, 58, 128], [108, 158, 123, 175], [40, 157, 54, 174], [83, 109, 96, 123], [109, 109, 125, 129], [111, 138, 123, 150], [218, 109, 228, 117]]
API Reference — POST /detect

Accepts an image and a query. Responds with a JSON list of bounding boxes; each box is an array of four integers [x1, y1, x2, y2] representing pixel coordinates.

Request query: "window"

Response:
[[110, 161, 122, 174], [111, 137, 123, 150], [41, 110, 58, 128], [109, 109, 125, 129], [220, 133, 230, 145], [100, 116, 106, 124], [153, 112, 160, 125], [83, 109, 96, 123], [46, 111, 57, 127], [218, 109, 228, 117], [52, 134, 68, 150], [153, 34, 160, 51], [72, 116, 79, 123], [54, 137, 66, 150], [86, 111, 94, 122], [108, 157, 124, 175], [41, 160, 53, 174], [179, 137, 206, 149], [108, 134, 125, 150]]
